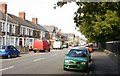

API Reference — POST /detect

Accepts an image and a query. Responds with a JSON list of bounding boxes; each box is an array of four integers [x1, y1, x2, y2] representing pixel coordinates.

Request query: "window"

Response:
[[2, 22, 5, 32], [20, 27, 24, 35], [10, 37, 14, 45], [68, 49, 87, 57], [11, 24, 15, 33], [0, 37, 2, 45], [27, 28, 29, 35], [23, 28, 26, 35], [30, 29, 33, 36], [15, 38, 18, 46], [7, 23, 10, 32]]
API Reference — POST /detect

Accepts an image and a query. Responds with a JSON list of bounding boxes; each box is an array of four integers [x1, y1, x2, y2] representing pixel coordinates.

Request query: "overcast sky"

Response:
[[0, 0, 86, 39]]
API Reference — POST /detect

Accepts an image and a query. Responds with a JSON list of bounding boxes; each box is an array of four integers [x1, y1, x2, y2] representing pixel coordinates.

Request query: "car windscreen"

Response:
[[67, 49, 87, 57]]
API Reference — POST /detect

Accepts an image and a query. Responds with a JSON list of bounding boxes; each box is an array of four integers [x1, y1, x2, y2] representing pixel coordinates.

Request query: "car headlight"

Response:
[[65, 60, 70, 63], [81, 62, 86, 65]]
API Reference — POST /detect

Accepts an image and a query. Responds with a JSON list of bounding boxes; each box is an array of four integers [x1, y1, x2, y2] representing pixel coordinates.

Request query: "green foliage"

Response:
[[74, 2, 120, 42], [55, 1, 120, 42]]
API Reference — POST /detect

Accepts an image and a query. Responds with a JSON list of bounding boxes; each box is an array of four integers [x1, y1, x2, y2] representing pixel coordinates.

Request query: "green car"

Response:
[[63, 47, 90, 71]]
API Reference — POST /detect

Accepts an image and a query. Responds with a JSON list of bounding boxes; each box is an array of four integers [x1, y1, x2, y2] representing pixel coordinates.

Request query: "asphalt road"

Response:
[[0, 47, 119, 75]]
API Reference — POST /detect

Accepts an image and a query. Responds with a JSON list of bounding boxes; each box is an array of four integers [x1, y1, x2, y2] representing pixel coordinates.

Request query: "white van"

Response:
[[53, 41, 63, 49]]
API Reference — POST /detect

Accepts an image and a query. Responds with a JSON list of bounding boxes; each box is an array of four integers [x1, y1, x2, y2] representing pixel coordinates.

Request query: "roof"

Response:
[[43, 25, 57, 33], [37, 24, 47, 32], [8, 13, 38, 29], [0, 11, 18, 24], [26, 20, 40, 30], [68, 33, 75, 37]]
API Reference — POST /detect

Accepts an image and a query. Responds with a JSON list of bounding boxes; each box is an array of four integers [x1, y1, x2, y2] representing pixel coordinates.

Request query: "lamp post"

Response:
[[4, 13, 8, 45]]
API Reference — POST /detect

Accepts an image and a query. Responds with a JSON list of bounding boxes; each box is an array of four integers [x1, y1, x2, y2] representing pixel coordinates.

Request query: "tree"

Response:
[[74, 2, 120, 42], [55, 1, 120, 42]]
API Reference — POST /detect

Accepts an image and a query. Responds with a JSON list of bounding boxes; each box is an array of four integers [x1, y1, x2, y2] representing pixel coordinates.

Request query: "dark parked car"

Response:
[[0, 45, 20, 58]]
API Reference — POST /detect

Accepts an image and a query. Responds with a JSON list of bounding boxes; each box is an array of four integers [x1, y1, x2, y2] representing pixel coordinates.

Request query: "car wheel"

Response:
[[17, 53, 20, 57], [34, 50, 36, 53], [84, 67, 89, 73], [63, 67, 67, 70], [48, 49, 50, 52], [7, 54, 11, 58]]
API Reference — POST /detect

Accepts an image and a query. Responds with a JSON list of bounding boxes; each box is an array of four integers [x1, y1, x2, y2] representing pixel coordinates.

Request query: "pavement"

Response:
[[91, 47, 119, 76]]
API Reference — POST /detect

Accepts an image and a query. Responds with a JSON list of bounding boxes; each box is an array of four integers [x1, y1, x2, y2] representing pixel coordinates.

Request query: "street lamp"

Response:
[[4, 13, 8, 45]]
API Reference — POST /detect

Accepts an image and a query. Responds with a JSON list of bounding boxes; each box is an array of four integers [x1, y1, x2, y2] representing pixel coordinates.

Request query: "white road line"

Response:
[[0, 66, 14, 72], [52, 54, 58, 56], [33, 58, 45, 62]]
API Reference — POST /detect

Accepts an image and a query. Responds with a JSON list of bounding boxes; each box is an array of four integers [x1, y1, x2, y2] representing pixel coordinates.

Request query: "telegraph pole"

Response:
[[4, 13, 8, 45]]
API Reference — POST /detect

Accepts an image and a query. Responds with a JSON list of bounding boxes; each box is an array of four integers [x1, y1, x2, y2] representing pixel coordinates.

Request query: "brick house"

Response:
[[9, 12, 40, 47], [0, 3, 42, 53], [0, 3, 19, 46]]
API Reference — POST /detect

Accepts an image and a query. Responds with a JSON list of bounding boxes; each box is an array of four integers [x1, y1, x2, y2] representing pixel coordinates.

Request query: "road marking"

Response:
[[52, 54, 58, 56], [0, 66, 14, 72], [33, 58, 45, 62]]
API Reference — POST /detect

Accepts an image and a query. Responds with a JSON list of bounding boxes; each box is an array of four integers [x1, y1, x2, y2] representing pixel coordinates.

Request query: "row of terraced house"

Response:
[[0, 3, 80, 53]]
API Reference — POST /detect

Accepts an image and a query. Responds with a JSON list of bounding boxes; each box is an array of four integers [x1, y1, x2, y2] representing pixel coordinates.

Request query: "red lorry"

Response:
[[33, 39, 50, 53]]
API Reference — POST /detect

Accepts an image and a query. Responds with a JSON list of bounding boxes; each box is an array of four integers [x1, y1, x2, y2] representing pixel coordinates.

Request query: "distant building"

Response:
[[43, 25, 59, 49]]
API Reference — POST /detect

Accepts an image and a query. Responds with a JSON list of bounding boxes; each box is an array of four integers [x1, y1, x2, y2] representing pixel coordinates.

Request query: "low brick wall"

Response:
[[104, 49, 120, 62], [16, 46, 29, 54]]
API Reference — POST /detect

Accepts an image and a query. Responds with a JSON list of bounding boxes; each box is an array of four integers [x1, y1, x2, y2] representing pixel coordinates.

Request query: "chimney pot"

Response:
[[32, 17, 38, 24], [0, 2, 7, 14], [19, 12, 25, 20]]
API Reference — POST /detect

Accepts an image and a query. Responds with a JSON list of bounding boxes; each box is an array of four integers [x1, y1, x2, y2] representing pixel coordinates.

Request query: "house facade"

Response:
[[43, 25, 59, 49], [67, 33, 75, 46], [0, 3, 19, 46]]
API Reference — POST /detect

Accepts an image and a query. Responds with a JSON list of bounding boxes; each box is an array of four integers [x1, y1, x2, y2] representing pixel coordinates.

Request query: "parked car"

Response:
[[53, 41, 63, 49], [33, 39, 50, 53], [63, 47, 90, 72], [0, 45, 20, 58], [62, 43, 68, 48]]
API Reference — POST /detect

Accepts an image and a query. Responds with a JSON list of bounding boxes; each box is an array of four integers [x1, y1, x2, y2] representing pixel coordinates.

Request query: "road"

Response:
[[0, 47, 119, 76]]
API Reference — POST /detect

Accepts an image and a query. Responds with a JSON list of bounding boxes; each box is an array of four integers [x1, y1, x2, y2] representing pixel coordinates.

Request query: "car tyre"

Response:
[[17, 53, 20, 57], [34, 50, 36, 53], [63, 67, 67, 70], [7, 54, 11, 58], [48, 49, 50, 52], [84, 67, 89, 73]]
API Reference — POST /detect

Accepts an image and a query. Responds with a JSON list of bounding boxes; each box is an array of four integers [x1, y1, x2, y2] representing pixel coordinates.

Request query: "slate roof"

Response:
[[67, 33, 75, 37], [8, 14, 39, 30], [0, 11, 18, 24], [26, 20, 40, 30], [37, 24, 47, 32], [43, 25, 57, 33]]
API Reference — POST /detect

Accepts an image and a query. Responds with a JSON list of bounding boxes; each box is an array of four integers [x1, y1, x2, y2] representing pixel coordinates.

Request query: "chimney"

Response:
[[0, 2, 7, 14], [32, 17, 38, 24], [19, 12, 25, 20]]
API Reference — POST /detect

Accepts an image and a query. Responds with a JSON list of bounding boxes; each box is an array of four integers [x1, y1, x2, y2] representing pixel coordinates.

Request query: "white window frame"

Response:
[[11, 24, 16, 33], [1, 22, 5, 32], [7, 23, 10, 32]]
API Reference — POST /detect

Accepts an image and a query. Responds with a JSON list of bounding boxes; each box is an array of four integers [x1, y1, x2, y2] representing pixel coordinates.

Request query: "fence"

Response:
[[98, 41, 120, 55]]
